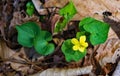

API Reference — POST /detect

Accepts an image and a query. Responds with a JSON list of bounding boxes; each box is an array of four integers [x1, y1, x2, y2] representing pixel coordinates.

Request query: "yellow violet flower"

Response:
[[71, 36, 88, 52]]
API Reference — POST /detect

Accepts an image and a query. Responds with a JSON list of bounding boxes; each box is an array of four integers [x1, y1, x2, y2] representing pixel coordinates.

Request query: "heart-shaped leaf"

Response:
[[79, 17, 110, 45], [39, 30, 52, 41], [16, 22, 40, 47], [61, 39, 86, 62], [16, 22, 55, 56], [34, 31, 54, 55]]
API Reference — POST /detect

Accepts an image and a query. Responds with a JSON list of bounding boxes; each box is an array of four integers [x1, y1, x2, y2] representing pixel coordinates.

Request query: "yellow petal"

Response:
[[79, 47, 85, 52], [71, 38, 79, 45], [80, 36, 86, 43], [73, 45, 79, 51], [82, 42, 88, 47]]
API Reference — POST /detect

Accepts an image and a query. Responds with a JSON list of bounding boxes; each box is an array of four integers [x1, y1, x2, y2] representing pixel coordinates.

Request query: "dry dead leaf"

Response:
[[95, 38, 120, 74], [10, 62, 30, 74], [95, 38, 120, 67], [44, 0, 69, 8], [73, 0, 120, 21], [0, 40, 16, 59], [9, 11, 40, 28], [30, 65, 93, 76], [0, 39, 28, 61]]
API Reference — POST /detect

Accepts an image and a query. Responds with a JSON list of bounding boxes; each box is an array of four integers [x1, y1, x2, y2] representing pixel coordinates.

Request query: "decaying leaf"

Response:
[[10, 62, 30, 73], [30, 65, 93, 76], [0, 40, 16, 59], [95, 38, 120, 74], [44, 0, 69, 8], [0, 44, 39, 75], [95, 38, 120, 66], [9, 11, 40, 28], [0, 0, 120, 76], [72, 0, 120, 21]]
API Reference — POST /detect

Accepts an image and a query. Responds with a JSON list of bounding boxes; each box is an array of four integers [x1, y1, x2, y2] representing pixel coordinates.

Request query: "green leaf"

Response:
[[59, 1, 77, 19], [16, 21, 54, 56], [79, 17, 95, 31], [54, 1, 77, 32], [34, 38, 55, 56], [54, 19, 68, 32], [61, 39, 86, 62], [16, 22, 40, 47], [26, 2, 35, 16], [39, 30, 52, 41], [76, 31, 86, 39], [34, 30, 54, 55], [79, 17, 110, 45]]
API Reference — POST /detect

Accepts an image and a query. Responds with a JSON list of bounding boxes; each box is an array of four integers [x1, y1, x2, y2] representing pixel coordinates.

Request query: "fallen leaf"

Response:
[[9, 11, 40, 28], [44, 0, 69, 8], [10, 62, 30, 74], [95, 38, 120, 74], [30, 65, 93, 76], [0, 40, 16, 59], [95, 38, 120, 66]]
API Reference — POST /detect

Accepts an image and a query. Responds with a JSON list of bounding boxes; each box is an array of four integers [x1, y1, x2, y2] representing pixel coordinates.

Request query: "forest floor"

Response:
[[0, 0, 120, 76]]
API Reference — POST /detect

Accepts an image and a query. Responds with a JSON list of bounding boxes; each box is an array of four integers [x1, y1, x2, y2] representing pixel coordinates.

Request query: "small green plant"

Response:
[[16, 22, 55, 56], [17, 1, 110, 62], [78, 17, 110, 45], [54, 1, 77, 32], [61, 17, 110, 62], [26, 2, 35, 16], [62, 36, 88, 62]]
